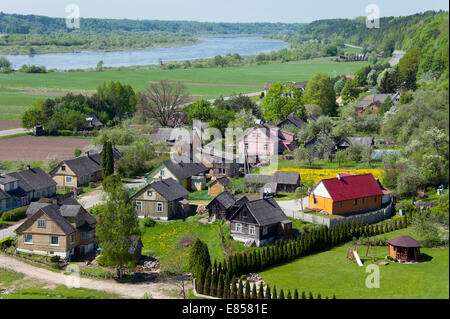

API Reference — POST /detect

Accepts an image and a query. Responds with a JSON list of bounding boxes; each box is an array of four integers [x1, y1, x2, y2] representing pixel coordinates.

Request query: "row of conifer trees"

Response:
[[193, 216, 408, 299]]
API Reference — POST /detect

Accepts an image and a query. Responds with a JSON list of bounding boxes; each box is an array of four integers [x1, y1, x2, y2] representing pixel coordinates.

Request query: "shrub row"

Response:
[[0, 206, 28, 222]]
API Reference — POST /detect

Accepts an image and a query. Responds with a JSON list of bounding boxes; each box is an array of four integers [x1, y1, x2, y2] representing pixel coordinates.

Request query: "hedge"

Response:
[[0, 236, 14, 249], [0, 206, 28, 222]]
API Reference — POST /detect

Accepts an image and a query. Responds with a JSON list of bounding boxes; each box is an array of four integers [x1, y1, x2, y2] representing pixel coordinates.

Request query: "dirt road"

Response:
[[0, 254, 186, 299]]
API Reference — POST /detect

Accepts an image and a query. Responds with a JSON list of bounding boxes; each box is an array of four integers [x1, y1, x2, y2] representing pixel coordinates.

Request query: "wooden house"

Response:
[[15, 197, 97, 259], [145, 156, 208, 191], [308, 173, 387, 215], [131, 178, 190, 220], [387, 236, 422, 262], [277, 113, 308, 131], [229, 197, 292, 247], [50, 148, 122, 189], [208, 176, 232, 197], [206, 191, 237, 222], [1, 167, 56, 214]]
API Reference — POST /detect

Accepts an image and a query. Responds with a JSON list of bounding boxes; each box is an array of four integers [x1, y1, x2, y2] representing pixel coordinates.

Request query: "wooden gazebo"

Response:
[[387, 236, 422, 262]]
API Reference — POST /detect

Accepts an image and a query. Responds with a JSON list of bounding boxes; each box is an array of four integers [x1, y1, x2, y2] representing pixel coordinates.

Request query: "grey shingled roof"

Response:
[[234, 197, 290, 226], [26, 202, 52, 216], [7, 167, 56, 192], [244, 174, 273, 185], [338, 136, 374, 147], [0, 174, 18, 185], [163, 157, 208, 180], [273, 171, 300, 185], [149, 178, 189, 201], [211, 176, 232, 188], [278, 113, 307, 129], [39, 204, 77, 235], [207, 191, 236, 210], [59, 205, 82, 218], [0, 189, 11, 200], [58, 147, 122, 177]]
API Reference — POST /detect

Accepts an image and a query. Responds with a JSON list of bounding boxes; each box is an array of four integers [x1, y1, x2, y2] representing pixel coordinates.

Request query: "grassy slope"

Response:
[[0, 267, 121, 299], [259, 228, 449, 299], [0, 58, 367, 120]]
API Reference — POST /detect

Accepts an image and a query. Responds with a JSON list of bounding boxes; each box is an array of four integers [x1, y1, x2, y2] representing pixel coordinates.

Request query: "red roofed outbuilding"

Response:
[[308, 173, 387, 215]]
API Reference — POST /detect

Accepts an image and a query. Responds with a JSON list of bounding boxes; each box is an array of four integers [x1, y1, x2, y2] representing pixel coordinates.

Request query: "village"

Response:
[[0, 4, 448, 302]]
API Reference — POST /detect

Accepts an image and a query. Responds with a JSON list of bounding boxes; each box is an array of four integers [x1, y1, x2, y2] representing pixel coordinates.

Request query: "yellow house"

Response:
[[130, 178, 190, 220], [308, 173, 387, 215], [15, 198, 97, 258], [51, 149, 122, 189]]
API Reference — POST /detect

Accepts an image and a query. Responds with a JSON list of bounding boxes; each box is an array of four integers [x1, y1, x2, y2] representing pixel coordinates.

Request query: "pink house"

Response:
[[237, 123, 298, 157]]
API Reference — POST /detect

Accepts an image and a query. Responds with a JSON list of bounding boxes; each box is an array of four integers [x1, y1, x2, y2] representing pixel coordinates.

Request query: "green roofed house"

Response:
[[130, 177, 190, 220], [145, 156, 208, 192]]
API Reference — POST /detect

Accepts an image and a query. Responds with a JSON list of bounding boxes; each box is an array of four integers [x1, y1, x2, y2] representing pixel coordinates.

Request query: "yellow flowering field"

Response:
[[265, 168, 385, 185]]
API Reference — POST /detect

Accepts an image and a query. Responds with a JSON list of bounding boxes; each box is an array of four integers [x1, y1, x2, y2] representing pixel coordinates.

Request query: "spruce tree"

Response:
[[272, 286, 278, 299], [258, 282, 264, 299], [238, 279, 244, 299], [251, 283, 257, 299], [231, 275, 238, 299], [245, 280, 251, 299], [204, 267, 211, 296], [266, 285, 271, 299], [101, 140, 108, 177]]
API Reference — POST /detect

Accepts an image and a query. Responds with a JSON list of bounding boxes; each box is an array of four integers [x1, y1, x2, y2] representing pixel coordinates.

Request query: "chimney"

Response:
[[159, 175, 163, 181], [337, 174, 342, 181], [86, 151, 90, 157], [27, 165, 31, 170]]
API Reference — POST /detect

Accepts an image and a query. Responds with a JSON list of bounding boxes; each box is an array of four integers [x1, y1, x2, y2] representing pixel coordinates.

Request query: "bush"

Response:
[[0, 206, 28, 222], [0, 236, 14, 249], [50, 255, 61, 263], [143, 217, 156, 228]]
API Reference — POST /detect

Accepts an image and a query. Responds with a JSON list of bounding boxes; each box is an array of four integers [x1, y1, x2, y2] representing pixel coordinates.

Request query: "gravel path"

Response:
[[0, 254, 184, 299]]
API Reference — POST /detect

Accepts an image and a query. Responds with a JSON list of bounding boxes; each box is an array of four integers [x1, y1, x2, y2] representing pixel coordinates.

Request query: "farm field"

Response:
[[0, 58, 368, 121], [0, 135, 92, 161], [0, 267, 122, 299], [259, 228, 450, 299]]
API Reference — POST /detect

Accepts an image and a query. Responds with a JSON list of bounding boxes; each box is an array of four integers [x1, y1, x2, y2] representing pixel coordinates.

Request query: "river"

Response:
[[3, 36, 288, 70]]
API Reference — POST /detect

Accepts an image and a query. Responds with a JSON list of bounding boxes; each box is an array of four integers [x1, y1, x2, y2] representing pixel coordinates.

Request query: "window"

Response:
[[70, 234, 75, 244], [37, 219, 46, 228], [24, 234, 32, 244], [337, 202, 342, 208], [136, 201, 142, 212], [80, 176, 84, 183], [147, 191, 152, 197], [263, 227, 268, 235], [353, 199, 357, 206], [160, 169, 165, 177], [361, 198, 365, 204], [249, 225, 256, 235], [374, 196, 377, 203], [264, 144, 268, 151], [314, 197, 318, 204], [235, 223, 242, 233], [65, 176, 72, 183], [61, 165, 66, 171], [50, 236, 59, 246], [157, 202, 163, 212], [81, 232, 86, 240], [245, 143, 249, 150]]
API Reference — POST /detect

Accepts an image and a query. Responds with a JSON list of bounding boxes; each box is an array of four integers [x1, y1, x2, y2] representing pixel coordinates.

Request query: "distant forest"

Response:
[[0, 12, 304, 54], [0, 12, 304, 34]]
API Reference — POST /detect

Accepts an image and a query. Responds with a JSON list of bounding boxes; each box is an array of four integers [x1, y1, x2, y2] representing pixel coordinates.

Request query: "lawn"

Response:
[[259, 228, 449, 299], [140, 214, 320, 271], [0, 58, 368, 120], [0, 267, 122, 299]]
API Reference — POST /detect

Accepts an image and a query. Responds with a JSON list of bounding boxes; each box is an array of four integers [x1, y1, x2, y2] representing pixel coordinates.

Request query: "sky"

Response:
[[0, 0, 448, 23]]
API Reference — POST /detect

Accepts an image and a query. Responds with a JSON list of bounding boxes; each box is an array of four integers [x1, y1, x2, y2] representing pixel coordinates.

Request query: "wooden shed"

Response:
[[387, 236, 422, 262]]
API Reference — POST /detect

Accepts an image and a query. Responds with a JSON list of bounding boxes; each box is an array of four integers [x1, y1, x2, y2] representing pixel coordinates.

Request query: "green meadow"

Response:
[[259, 228, 449, 299], [0, 58, 367, 121]]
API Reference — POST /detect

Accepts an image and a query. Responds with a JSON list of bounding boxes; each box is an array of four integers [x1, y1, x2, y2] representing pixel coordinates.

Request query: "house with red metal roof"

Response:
[[308, 173, 390, 215]]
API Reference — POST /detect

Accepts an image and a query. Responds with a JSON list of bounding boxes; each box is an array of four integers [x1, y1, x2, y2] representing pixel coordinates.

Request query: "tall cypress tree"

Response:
[[294, 289, 299, 299], [251, 283, 257, 299], [279, 289, 285, 299], [301, 290, 306, 299], [217, 273, 224, 298], [231, 275, 238, 299], [245, 281, 251, 299], [272, 286, 278, 299], [101, 140, 108, 177], [257, 282, 264, 299], [286, 290, 292, 299], [265, 285, 271, 300], [204, 267, 211, 296], [238, 279, 244, 299]]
